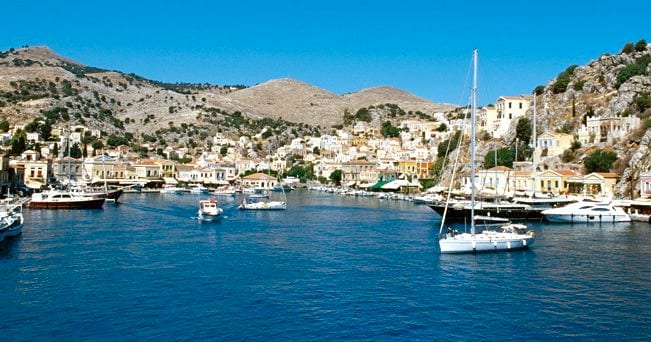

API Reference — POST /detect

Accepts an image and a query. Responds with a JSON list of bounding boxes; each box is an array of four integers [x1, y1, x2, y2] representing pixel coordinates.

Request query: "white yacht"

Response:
[[541, 201, 631, 223]]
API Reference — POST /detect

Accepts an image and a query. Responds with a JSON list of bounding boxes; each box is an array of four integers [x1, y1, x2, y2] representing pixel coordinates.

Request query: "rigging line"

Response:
[[438, 56, 474, 235], [438, 53, 474, 181]]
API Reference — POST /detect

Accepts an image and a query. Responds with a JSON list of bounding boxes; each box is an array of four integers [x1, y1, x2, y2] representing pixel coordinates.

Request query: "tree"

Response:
[[515, 117, 532, 145], [355, 107, 372, 122], [635, 39, 647, 52], [0, 119, 10, 132], [9, 130, 27, 156], [380, 121, 400, 138], [436, 123, 448, 132], [583, 150, 617, 173], [219, 145, 228, 156], [52, 142, 59, 157], [621, 42, 635, 54], [483, 147, 514, 169], [68, 142, 82, 158], [534, 85, 545, 95], [329, 169, 342, 186]]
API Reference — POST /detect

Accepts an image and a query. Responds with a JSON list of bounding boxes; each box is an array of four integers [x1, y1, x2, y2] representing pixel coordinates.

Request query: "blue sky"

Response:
[[2, 0, 648, 105]]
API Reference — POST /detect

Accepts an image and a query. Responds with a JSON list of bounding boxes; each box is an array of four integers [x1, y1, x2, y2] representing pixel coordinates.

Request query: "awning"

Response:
[[345, 181, 356, 187], [163, 177, 178, 185], [370, 181, 387, 190], [358, 182, 376, 188]]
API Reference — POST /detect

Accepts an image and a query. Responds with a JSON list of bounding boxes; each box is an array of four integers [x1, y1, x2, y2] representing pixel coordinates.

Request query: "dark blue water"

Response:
[[1, 191, 650, 340]]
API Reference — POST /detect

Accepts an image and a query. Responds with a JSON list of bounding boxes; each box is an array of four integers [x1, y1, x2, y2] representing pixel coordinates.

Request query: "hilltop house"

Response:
[[494, 96, 531, 138], [536, 132, 574, 160], [640, 171, 651, 198], [578, 115, 641, 145], [478, 105, 498, 133]]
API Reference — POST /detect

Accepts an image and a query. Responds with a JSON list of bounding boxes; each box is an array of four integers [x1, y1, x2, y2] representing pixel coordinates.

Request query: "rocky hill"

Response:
[[507, 41, 651, 196], [0, 46, 454, 144]]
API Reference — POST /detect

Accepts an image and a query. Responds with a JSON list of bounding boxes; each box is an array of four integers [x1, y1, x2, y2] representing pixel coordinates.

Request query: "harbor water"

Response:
[[1, 190, 650, 340]]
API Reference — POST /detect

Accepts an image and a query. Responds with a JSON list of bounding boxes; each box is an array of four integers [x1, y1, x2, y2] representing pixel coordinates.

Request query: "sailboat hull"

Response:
[[439, 232, 535, 253]]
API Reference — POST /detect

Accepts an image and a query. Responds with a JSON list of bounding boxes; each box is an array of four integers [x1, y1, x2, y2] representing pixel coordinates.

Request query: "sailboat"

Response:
[[510, 92, 576, 209], [438, 49, 535, 254], [239, 173, 287, 210]]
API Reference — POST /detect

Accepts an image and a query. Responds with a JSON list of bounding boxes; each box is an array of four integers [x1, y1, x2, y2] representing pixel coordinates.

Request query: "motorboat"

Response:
[[198, 199, 223, 220], [213, 187, 237, 196], [541, 201, 631, 223], [413, 193, 443, 204], [0, 203, 24, 241], [239, 197, 287, 210], [189, 185, 210, 194], [29, 190, 105, 209], [160, 184, 184, 194]]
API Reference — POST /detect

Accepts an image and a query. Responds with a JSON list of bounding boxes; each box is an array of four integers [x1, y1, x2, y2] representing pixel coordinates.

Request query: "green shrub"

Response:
[[584, 150, 617, 173], [622, 43, 635, 54], [635, 39, 647, 52]]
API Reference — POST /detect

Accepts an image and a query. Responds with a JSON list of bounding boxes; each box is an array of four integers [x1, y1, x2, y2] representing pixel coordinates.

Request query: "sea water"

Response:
[[1, 191, 650, 340]]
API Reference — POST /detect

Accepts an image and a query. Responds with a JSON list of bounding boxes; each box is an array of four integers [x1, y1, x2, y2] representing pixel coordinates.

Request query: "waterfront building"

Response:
[[241, 173, 278, 189]]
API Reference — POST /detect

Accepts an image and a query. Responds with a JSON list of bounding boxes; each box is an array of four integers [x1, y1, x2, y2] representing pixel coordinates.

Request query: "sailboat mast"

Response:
[[470, 49, 477, 235], [532, 92, 537, 193]]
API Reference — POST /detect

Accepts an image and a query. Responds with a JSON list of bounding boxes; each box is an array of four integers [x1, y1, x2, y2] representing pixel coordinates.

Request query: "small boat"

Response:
[[0, 203, 24, 241], [198, 199, 223, 220], [541, 201, 631, 223], [160, 185, 184, 194], [189, 185, 210, 194], [213, 187, 237, 196], [239, 197, 287, 210], [29, 190, 105, 209]]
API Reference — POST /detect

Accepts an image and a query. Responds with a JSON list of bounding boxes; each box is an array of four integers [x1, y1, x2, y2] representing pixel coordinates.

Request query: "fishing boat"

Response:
[[541, 200, 631, 223], [197, 198, 223, 221], [438, 49, 536, 254]]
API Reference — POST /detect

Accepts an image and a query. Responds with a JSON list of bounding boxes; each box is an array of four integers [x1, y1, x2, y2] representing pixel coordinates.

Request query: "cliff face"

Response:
[[509, 44, 651, 197]]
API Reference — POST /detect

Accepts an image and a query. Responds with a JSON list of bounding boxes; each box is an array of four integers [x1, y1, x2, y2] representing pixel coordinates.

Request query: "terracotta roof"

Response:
[[595, 172, 619, 178], [242, 173, 276, 180], [553, 169, 579, 176], [484, 166, 513, 172]]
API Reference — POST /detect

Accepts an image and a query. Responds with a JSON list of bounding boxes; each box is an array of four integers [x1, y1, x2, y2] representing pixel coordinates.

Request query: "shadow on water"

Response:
[[0, 234, 23, 258]]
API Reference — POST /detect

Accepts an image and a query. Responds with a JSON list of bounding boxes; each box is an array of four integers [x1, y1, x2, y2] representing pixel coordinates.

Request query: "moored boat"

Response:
[[239, 197, 287, 210], [0, 203, 24, 240], [29, 190, 105, 209], [541, 201, 631, 223]]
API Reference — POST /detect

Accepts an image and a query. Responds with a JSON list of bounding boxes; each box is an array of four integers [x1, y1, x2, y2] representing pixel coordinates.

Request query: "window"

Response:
[[519, 103, 522, 109], [555, 181, 559, 188], [508, 102, 512, 109]]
